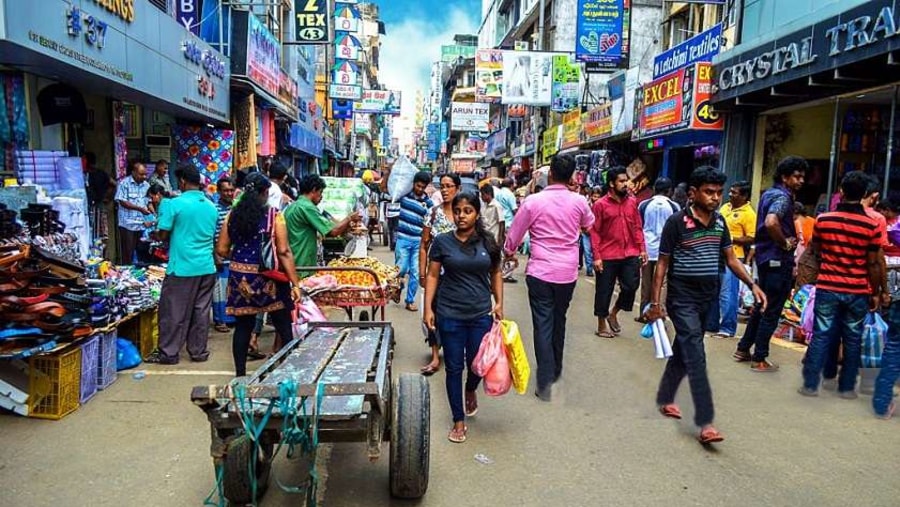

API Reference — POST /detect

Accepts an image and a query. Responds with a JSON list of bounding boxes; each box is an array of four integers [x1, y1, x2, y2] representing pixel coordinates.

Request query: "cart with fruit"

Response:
[[300, 256, 401, 321]]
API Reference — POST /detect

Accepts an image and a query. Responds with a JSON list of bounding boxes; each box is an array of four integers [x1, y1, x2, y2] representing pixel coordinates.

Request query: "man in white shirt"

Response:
[[637, 177, 680, 320], [494, 178, 518, 281], [480, 184, 505, 245]]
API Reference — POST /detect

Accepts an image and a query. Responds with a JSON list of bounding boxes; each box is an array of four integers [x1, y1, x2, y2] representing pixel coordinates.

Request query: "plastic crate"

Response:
[[28, 346, 81, 420], [79, 336, 99, 404], [96, 331, 118, 390]]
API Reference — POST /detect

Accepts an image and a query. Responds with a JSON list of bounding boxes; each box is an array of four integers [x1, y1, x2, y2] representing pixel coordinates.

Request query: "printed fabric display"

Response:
[[174, 125, 235, 194], [0, 73, 29, 173]]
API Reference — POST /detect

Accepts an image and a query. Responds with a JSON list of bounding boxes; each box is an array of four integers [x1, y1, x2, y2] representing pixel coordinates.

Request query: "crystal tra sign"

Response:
[[716, 36, 816, 92]]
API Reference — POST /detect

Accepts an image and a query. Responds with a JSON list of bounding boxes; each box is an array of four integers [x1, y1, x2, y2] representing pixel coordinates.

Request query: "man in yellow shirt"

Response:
[[707, 181, 756, 337]]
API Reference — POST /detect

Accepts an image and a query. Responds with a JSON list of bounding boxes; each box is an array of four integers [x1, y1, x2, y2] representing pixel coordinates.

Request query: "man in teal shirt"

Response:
[[284, 175, 359, 276], [147, 165, 218, 364]]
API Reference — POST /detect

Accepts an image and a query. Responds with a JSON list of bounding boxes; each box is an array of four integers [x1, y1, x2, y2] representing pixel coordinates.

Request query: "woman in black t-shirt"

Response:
[[423, 192, 504, 444]]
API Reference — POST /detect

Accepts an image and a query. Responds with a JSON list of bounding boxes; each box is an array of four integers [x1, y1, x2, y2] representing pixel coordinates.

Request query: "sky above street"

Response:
[[376, 0, 481, 146]]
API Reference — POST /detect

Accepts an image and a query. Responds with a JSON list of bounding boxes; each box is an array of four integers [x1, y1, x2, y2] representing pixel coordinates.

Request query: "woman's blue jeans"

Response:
[[439, 315, 493, 423]]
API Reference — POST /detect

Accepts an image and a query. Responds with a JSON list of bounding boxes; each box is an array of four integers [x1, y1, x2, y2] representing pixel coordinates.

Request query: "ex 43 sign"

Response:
[[295, 0, 330, 44]]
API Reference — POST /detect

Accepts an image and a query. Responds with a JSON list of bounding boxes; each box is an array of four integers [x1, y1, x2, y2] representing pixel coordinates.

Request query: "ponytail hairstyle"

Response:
[[229, 172, 271, 238], [452, 192, 501, 270]]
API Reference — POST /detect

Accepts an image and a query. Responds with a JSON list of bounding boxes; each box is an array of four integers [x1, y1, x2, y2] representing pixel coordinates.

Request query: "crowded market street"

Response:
[[1, 247, 898, 507]]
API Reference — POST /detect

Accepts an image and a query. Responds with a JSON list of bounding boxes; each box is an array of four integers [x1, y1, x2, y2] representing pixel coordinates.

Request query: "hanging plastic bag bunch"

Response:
[[500, 320, 530, 395], [861, 312, 888, 369], [387, 156, 418, 203], [472, 321, 511, 397]]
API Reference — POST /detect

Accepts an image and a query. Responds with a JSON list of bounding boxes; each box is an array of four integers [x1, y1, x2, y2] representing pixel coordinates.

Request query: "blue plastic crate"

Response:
[[79, 336, 99, 404], [96, 331, 117, 390]]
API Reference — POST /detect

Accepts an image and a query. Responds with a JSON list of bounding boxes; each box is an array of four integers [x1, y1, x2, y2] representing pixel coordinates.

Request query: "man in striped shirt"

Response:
[[394, 171, 434, 311], [212, 177, 235, 333], [799, 171, 882, 398], [644, 167, 765, 445]]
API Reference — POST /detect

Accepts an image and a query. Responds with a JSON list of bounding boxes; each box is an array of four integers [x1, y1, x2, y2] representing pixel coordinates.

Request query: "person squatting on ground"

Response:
[[590, 166, 647, 338], [422, 192, 503, 444], [799, 171, 883, 399], [147, 166, 219, 365], [418, 173, 461, 375], [215, 173, 302, 377], [637, 177, 679, 322], [503, 154, 594, 401], [394, 171, 433, 312], [734, 156, 806, 372], [644, 167, 766, 445]]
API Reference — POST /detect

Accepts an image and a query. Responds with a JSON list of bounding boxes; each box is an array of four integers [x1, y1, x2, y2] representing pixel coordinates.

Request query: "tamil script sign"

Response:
[[575, 0, 630, 70], [450, 102, 490, 132]]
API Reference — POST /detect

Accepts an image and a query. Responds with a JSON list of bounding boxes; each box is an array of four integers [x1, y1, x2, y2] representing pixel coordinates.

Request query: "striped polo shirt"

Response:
[[395, 192, 433, 243], [659, 207, 732, 300], [813, 203, 880, 295]]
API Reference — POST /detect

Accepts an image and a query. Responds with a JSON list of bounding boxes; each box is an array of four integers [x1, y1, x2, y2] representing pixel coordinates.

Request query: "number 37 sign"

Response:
[[295, 0, 331, 44]]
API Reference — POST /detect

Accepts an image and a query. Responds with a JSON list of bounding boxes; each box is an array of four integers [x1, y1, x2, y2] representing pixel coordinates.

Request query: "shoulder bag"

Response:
[[259, 208, 291, 283]]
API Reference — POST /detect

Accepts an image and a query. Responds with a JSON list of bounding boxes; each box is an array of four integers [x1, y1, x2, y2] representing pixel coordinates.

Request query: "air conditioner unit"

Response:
[[145, 135, 172, 149]]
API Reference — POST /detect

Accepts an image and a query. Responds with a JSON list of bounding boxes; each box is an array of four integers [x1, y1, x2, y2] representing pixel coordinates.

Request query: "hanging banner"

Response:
[[583, 102, 613, 142], [560, 111, 582, 150], [354, 89, 402, 115], [450, 102, 490, 132], [502, 51, 553, 106], [329, 84, 362, 100], [575, 0, 630, 71], [541, 127, 560, 164], [295, 0, 330, 44], [245, 13, 282, 98], [635, 62, 723, 139], [652, 23, 722, 79], [475, 49, 503, 103], [551, 54, 581, 112]]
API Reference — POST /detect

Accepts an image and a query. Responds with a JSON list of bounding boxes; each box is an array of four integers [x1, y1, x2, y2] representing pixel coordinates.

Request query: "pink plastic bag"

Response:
[[472, 321, 502, 377], [483, 348, 512, 396]]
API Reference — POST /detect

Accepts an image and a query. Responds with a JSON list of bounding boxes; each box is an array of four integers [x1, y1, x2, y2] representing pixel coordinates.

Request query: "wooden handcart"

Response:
[[191, 322, 430, 505]]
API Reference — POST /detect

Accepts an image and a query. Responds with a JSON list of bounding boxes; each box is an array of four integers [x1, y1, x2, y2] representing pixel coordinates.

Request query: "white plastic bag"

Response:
[[387, 156, 418, 203]]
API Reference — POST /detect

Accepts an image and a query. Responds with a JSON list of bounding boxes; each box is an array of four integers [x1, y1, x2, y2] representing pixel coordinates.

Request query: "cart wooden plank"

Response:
[[259, 327, 345, 387], [317, 327, 383, 417]]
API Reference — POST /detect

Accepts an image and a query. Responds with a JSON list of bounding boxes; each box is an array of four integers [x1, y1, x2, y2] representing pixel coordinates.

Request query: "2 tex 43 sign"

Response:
[[295, 0, 330, 44]]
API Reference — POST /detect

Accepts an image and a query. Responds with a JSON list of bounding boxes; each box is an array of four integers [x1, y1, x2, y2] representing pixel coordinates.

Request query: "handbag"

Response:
[[259, 208, 291, 283]]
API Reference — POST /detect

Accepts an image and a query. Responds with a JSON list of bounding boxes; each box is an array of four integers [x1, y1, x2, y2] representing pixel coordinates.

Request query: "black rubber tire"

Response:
[[222, 434, 273, 505], [389, 373, 430, 499]]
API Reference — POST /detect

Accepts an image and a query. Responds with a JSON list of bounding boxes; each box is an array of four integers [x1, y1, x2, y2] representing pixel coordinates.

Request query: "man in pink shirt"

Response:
[[590, 166, 648, 338], [504, 155, 595, 401]]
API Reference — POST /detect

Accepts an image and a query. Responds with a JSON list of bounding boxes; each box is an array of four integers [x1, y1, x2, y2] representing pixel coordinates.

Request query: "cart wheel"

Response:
[[389, 373, 430, 499], [358, 310, 370, 322], [222, 434, 273, 505]]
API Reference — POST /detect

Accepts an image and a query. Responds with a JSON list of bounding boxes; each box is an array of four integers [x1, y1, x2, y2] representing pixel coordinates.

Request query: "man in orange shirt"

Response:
[[794, 202, 815, 248]]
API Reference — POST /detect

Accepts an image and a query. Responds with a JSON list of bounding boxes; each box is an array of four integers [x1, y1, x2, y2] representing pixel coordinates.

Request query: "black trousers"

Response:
[[594, 256, 640, 318], [118, 227, 141, 265], [232, 308, 292, 377], [526, 275, 576, 390]]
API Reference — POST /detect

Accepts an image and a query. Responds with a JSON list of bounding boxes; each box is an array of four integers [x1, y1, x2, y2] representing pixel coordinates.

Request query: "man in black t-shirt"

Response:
[[644, 167, 765, 445]]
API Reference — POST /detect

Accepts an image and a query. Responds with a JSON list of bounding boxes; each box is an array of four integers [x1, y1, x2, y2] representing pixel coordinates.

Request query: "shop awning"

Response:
[[231, 76, 298, 121]]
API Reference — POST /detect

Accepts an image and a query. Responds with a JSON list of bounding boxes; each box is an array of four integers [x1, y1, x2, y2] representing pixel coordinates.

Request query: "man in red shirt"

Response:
[[590, 166, 648, 338]]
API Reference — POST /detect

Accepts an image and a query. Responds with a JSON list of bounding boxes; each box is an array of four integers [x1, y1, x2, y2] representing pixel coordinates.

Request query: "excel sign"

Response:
[[295, 0, 330, 44]]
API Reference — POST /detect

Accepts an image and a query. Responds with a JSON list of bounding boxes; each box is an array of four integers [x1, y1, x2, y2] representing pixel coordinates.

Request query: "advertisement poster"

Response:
[[463, 134, 487, 156], [551, 55, 582, 112], [475, 49, 503, 103], [334, 3, 361, 33], [583, 103, 612, 141], [576, 0, 631, 70], [450, 102, 490, 132], [502, 51, 553, 106], [295, 0, 330, 43], [354, 89, 401, 115], [330, 84, 362, 100], [560, 111, 583, 149], [636, 62, 722, 139], [247, 13, 282, 97]]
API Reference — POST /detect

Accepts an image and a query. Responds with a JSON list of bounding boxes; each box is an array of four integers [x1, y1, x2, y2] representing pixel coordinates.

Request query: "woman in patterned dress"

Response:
[[216, 173, 302, 377], [417, 173, 461, 375]]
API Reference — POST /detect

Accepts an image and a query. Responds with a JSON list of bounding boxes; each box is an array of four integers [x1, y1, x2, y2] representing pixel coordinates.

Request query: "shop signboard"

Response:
[[330, 84, 362, 100], [333, 99, 353, 119], [542, 127, 560, 164], [636, 62, 723, 139], [336, 44, 360, 61], [244, 12, 282, 98], [354, 113, 371, 135], [486, 129, 508, 158], [334, 3, 360, 33], [502, 51, 553, 106], [583, 102, 613, 141], [333, 60, 359, 86], [441, 44, 477, 63], [560, 111, 582, 149], [551, 54, 581, 113], [354, 89, 401, 115], [652, 22, 721, 79], [450, 156, 478, 173], [463, 134, 487, 156], [295, 0, 330, 44], [575, 0, 631, 71], [475, 49, 503, 103], [450, 102, 490, 132]]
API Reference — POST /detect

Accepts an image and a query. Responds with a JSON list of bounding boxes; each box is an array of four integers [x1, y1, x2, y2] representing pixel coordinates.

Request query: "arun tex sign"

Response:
[[714, 0, 900, 102]]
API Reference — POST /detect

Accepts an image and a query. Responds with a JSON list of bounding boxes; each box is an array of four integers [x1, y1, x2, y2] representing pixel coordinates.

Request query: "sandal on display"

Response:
[[658, 404, 682, 420], [447, 425, 467, 444]]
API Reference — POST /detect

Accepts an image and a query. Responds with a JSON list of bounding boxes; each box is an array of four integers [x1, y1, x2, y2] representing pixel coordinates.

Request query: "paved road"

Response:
[[1, 245, 899, 506]]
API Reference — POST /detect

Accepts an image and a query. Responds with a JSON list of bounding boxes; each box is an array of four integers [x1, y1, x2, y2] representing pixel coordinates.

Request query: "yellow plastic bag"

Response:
[[500, 319, 530, 395]]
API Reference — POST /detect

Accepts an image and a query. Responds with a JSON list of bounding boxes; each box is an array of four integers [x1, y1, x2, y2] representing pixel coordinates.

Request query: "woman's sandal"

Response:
[[877, 402, 896, 420], [420, 363, 440, 376], [607, 317, 622, 335], [698, 427, 725, 444], [247, 348, 267, 361], [595, 330, 616, 339], [465, 391, 478, 417], [448, 425, 467, 443], [658, 404, 682, 419]]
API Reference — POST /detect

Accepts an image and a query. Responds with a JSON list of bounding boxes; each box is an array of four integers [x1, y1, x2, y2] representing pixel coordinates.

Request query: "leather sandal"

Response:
[[698, 427, 725, 444], [658, 404, 682, 419]]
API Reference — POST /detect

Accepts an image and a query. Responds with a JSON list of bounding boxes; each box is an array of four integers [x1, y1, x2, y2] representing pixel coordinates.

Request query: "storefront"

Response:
[[713, 0, 900, 206], [634, 62, 724, 184]]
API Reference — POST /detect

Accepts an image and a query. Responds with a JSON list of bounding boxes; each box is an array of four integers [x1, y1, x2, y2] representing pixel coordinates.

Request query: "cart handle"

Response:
[[191, 382, 380, 405], [297, 265, 384, 287]]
